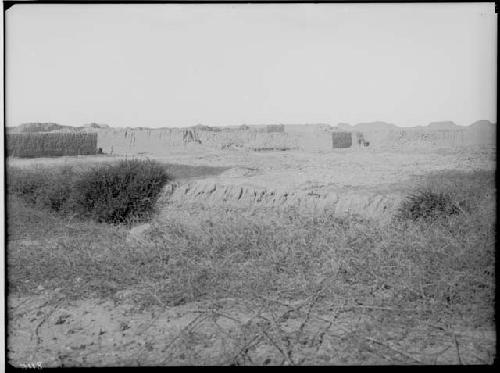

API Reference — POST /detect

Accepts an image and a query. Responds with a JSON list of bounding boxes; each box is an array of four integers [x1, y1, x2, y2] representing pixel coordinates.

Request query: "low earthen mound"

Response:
[[354, 121, 398, 131], [17, 122, 68, 133], [427, 121, 459, 130], [469, 120, 495, 131], [162, 180, 402, 220], [84, 123, 110, 129], [336, 122, 354, 131]]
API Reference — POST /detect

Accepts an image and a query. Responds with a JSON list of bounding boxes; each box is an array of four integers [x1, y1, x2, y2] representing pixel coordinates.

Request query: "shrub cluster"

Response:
[[7, 159, 170, 224], [396, 170, 495, 222], [72, 160, 170, 223], [396, 190, 461, 221]]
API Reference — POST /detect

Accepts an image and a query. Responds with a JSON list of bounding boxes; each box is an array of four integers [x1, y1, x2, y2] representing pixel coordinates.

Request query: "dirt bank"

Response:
[[152, 147, 494, 218], [162, 180, 402, 219]]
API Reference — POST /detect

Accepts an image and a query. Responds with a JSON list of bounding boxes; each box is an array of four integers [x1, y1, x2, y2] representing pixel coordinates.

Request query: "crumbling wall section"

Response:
[[96, 126, 333, 155], [360, 128, 486, 149], [95, 125, 495, 155]]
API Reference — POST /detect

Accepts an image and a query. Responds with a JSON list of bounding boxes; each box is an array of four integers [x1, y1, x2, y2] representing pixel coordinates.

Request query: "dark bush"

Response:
[[7, 160, 171, 224], [71, 159, 170, 223], [396, 189, 461, 221]]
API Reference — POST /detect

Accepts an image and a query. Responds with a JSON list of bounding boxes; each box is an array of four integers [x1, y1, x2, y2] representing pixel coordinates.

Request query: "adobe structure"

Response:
[[92, 122, 494, 156]]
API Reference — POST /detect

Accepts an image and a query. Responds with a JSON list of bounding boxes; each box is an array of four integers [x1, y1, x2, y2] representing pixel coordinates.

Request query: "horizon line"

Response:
[[5, 119, 496, 129]]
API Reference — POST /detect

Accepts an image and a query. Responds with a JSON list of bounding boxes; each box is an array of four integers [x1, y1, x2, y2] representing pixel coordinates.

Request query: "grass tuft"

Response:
[[396, 170, 495, 222], [396, 190, 460, 221]]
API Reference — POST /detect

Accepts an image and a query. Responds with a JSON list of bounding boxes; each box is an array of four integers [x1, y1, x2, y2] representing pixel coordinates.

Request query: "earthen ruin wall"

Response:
[[95, 126, 495, 155]]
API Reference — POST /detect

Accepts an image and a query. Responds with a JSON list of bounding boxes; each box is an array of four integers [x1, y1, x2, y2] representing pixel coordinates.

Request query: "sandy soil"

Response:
[[8, 290, 495, 366]]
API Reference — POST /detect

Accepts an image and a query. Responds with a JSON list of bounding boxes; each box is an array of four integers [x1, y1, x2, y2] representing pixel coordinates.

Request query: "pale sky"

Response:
[[5, 3, 497, 128]]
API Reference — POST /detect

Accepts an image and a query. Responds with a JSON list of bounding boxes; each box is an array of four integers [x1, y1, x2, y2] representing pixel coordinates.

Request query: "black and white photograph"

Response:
[[2, 1, 497, 366]]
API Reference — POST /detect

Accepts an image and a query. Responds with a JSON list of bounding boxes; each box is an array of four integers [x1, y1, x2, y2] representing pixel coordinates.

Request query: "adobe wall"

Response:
[[96, 126, 334, 155], [361, 127, 495, 149], [95, 125, 495, 155]]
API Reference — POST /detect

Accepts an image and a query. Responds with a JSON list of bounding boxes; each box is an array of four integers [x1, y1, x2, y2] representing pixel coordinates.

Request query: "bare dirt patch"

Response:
[[9, 291, 494, 366]]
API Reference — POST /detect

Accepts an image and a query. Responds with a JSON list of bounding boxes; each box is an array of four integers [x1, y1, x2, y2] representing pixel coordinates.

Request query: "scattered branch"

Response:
[[453, 333, 463, 365], [365, 337, 425, 364]]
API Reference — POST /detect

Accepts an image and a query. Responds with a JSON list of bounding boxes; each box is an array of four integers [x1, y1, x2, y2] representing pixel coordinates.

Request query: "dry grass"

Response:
[[6, 166, 495, 365]]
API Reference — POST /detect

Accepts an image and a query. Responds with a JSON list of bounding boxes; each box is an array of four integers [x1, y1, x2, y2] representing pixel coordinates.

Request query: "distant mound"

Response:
[[336, 122, 353, 131], [310, 123, 332, 130], [12, 123, 90, 133], [427, 121, 459, 130], [469, 120, 495, 130], [5, 126, 19, 133], [354, 121, 397, 131], [17, 122, 67, 133], [192, 124, 211, 130], [84, 123, 110, 129], [192, 124, 223, 132]]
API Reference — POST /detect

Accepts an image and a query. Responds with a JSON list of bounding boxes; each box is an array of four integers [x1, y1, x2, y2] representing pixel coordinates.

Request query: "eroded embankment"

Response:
[[160, 180, 404, 219]]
